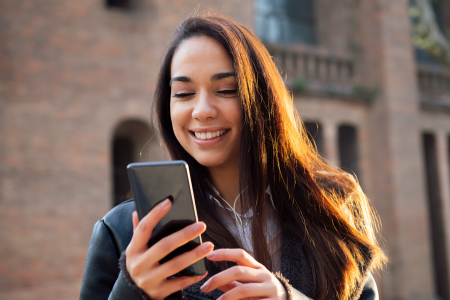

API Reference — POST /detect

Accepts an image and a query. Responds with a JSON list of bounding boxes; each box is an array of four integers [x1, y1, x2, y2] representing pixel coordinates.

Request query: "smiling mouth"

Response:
[[189, 129, 230, 140]]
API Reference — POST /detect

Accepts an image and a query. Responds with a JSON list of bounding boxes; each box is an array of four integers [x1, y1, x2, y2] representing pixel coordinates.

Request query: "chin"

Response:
[[192, 156, 228, 168]]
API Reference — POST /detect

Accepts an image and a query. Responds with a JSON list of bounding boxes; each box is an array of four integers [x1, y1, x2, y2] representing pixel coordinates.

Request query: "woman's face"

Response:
[[170, 36, 242, 169]]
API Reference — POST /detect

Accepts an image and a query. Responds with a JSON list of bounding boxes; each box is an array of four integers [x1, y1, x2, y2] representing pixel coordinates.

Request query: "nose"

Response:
[[192, 91, 217, 121]]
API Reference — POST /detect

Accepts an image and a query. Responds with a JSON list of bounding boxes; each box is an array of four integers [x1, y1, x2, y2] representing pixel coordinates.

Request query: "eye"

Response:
[[173, 93, 195, 99], [217, 89, 238, 97]]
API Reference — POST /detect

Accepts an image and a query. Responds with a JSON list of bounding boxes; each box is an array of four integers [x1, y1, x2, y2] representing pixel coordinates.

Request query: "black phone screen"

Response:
[[127, 161, 206, 277]]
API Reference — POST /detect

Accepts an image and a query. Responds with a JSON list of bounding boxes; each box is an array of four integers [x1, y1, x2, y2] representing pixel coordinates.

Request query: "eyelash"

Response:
[[173, 93, 195, 99], [173, 89, 238, 99], [218, 89, 238, 96]]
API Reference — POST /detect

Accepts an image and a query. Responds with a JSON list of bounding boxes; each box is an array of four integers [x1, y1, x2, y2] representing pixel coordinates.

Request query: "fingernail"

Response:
[[206, 251, 216, 259], [194, 222, 204, 231], [201, 242, 213, 252], [160, 199, 171, 209], [200, 279, 210, 292]]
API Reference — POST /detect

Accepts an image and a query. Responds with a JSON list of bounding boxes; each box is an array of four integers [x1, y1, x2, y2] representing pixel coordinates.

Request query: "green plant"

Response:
[[291, 78, 308, 93]]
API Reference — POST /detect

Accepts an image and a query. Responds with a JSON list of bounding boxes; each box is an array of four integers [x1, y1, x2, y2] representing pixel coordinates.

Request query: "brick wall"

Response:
[[1, 1, 450, 299], [0, 1, 252, 299]]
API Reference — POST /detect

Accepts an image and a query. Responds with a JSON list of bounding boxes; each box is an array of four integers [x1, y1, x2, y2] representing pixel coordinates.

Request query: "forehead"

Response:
[[171, 36, 235, 77]]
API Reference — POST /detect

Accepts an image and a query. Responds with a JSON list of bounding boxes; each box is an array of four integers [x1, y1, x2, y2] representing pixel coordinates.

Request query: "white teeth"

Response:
[[194, 130, 227, 140]]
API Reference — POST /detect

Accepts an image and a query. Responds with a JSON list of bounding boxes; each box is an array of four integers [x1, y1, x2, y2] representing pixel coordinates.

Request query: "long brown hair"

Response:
[[153, 15, 386, 300]]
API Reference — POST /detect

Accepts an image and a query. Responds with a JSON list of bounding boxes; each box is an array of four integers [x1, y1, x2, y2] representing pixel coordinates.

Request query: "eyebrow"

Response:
[[169, 76, 191, 86], [210, 72, 236, 81], [169, 72, 236, 86]]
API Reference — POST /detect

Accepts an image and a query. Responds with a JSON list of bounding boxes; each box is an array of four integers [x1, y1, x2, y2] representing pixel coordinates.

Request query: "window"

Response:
[[304, 121, 324, 155], [422, 133, 450, 300], [254, 0, 316, 45], [431, 0, 445, 31], [105, 0, 132, 10], [410, 0, 448, 65], [338, 125, 359, 179]]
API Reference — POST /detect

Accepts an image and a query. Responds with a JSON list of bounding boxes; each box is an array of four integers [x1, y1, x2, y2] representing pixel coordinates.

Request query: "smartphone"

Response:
[[127, 160, 206, 277]]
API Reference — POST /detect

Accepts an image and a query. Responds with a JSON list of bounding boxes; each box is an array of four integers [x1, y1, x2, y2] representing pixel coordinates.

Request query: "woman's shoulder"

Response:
[[100, 199, 136, 253], [102, 199, 136, 225]]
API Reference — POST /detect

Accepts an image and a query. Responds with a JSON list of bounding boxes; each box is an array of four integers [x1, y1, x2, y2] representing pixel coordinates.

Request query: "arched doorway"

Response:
[[111, 119, 165, 207]]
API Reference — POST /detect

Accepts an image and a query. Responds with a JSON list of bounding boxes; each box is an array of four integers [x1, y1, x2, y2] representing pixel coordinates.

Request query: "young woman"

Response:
[[80, 15, 386, 300]]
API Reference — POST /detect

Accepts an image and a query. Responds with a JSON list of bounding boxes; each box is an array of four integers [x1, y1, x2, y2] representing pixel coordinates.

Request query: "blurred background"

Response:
[[1, 0, 450, 299]]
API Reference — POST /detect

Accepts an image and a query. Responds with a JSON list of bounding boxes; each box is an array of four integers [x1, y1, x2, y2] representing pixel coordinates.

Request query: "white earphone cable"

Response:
[[215, 188, 253, 250]]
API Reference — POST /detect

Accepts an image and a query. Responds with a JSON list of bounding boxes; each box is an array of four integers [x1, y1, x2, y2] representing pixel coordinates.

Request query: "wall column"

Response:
[[322, 120, 339, 166], [358, 0, 436, 299]]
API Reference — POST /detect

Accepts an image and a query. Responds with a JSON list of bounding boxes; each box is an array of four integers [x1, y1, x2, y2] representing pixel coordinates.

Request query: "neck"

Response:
[[208, 162, 244, 214]]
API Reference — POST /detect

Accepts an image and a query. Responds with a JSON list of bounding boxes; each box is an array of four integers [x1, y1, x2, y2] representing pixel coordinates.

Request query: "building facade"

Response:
[[1, 0, 449, 299]]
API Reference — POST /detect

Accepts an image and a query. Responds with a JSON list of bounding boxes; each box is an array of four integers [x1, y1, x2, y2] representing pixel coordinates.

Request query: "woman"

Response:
[[80, 15, 386, 300]]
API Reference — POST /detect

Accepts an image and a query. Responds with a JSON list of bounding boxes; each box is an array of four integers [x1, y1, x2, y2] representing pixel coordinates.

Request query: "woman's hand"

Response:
[[201, 249, 287, 300], [126, 199, 214, 300]]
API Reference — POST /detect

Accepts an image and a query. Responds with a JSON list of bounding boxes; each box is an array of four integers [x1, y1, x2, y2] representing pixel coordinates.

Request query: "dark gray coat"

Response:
[[79, 200, 378, 300]]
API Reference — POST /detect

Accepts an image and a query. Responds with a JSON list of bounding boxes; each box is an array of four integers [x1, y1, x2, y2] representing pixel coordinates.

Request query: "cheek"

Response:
[[170, 103, 190, 142], [170, 105, 182, 137]]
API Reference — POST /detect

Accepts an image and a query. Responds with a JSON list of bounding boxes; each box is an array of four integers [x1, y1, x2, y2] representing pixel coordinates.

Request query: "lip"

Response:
[[189, 127, 228, 133], [188, 128, 230, 146]]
